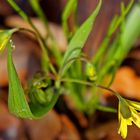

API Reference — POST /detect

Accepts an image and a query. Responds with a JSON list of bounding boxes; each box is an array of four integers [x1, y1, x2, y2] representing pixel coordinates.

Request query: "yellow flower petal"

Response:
[[0, 37, 10, 51], [131, 108, 140, 128], [118, 117, 128, 139], [118, 98, 140, 138], [127, 100, 140, 111], [126, 117, 133, 125]]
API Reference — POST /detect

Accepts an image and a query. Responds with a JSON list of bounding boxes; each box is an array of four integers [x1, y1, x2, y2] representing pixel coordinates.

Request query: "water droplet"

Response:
[[10, 39, 16, 50], [16, 108, 26, 113], [11, 45, 16, 50]]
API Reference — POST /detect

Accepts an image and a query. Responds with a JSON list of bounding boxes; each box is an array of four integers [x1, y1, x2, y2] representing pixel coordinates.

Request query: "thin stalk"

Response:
[[28, 0, 62, 66], [19, 28, 38, 36], [18, 27, 50, 72], [59, 55, 89, 77], [62, 0, 78, 38], [7, 0, 47, 50], [96, 85, 120, 98], [61, 78, 120, 98], [93, 34, 110, 65], [27, 0, 49, 31], [93, 0, 134, 65], [7, 0, 45, 46], [7, 0, 57, 73], [95, 1, 134, 85], [98, 60, 117, 83]]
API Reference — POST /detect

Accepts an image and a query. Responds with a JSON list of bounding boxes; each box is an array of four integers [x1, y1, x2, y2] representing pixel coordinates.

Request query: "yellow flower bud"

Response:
[[86, 63, 97, 81]]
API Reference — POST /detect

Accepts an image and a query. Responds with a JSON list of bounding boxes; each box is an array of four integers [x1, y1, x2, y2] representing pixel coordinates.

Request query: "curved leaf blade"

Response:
[[7, 42, 59, 119], [0, 29, 17, 53], [60, 0, 102, 76], [7, 42, 34, 118], [62, 0, 78, 36]]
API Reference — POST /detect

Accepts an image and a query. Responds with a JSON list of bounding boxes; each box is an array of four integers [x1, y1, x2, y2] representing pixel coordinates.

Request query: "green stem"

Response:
[[7, 0, 45, 44], [28, 0, 49, 30], [62, 0, 78, 38], [28, 0, 62, 66], [93, 35, 110, 65], [61, 78, 120, 98], [59, 56, 88, 77], [7, 0, 47, 50], [93, 0, 134, 65], [7, 0, 57, 74]]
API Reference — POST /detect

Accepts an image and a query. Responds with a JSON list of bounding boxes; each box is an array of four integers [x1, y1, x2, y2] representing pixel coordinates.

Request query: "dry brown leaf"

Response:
[[111, 67, 140, 100], [5, 16, 67, 51]]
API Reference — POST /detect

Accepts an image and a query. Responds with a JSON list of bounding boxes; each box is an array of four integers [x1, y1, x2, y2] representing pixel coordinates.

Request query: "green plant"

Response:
[[1, 0, 140, 138]]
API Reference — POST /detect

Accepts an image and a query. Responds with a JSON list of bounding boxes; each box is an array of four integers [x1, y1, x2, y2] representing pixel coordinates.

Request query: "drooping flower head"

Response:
[[118, 97, 140, 138]]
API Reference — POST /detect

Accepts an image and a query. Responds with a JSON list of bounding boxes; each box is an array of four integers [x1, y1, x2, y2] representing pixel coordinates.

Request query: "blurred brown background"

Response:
[[0, 0, 140, 140]]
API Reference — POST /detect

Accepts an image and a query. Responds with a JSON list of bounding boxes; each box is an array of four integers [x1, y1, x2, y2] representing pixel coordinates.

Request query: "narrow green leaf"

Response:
[[28, 0, 62, 67], [96, 2, 137, 84], [7, 41, 59, 119], [7, 41, 34, 118], [0, 29, 17, 53], [60, 0, 102, 76], [93, 0, 134, 65], [7, 0, 29, 21], [108, 3, 140, 65], [121, 4, 140, 57], [62, 0, 78, 37], [28, 0, 49, 28]]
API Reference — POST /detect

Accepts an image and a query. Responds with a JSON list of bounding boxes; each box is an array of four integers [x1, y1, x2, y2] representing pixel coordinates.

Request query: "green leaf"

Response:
[[7, 42, 59, 119], [105, 3, 140, 72], [93, 0, 134, 65], [7, 0, 28, 21], [7, 41, 34, 118], [0, 29, 17, 53], [28, 0, 48, 28], [60, 0, 102, 76], [120, 4, 140, 58], [95, 2, 137, 84], [62, 0, 78, 37], [108, 3, 140, 63]]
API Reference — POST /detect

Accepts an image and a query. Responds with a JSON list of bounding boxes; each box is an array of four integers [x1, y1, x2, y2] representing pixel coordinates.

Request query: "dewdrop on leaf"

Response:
[[10, 39, 16, 50], [0, 29, 17, 53]]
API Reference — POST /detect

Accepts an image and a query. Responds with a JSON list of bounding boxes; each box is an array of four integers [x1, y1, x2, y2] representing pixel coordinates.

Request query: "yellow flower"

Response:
[[118, 97, 140, 139]]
